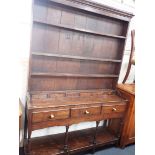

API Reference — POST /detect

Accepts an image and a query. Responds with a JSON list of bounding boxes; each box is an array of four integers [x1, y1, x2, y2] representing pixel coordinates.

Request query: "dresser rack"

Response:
[[24, 0, 134, 154]]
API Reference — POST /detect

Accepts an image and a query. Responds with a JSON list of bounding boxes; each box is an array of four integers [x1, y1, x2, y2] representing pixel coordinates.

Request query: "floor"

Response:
[[19, 144, 135, 155], [85, 145, 135, 155]]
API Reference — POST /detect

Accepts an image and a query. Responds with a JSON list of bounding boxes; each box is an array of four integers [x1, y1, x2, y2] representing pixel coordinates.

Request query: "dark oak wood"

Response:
[[31, 72, 119, 78], [48, 0, 133, 21], [92, 121, 100, 153], [32, 109, 70, 123], [25, 0, 134, 154], [32, 52, 122, 63], [25, 90, 128, 154], [24, 126, 119, 155], [64, 125, 69, 153], [116, 84, 135, 147], [33, 20, 127, 39]]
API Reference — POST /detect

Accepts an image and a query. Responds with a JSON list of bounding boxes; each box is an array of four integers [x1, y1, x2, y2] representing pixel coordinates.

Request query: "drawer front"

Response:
[[32, 109, 70, 123], [102, 104, 127, 114], [71, 106, 101, 118]]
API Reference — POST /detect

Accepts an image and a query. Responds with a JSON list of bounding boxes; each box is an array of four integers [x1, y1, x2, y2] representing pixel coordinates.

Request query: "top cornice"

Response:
[[48, 0, 134, 21]]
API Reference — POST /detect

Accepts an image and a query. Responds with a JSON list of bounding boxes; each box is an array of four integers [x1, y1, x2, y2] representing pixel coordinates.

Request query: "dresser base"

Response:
[[24, 127, 118, 155]]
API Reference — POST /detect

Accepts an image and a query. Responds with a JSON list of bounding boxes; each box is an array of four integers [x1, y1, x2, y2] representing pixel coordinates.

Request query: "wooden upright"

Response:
[[117, 84, 135, 148], [24, 0, 134, 154]]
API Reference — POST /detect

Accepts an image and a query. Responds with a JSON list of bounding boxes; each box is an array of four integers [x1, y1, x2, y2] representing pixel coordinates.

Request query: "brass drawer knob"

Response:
[[112, 108, 117, 112], [50, 114, 55, 119], [85, 110, 90, 114]]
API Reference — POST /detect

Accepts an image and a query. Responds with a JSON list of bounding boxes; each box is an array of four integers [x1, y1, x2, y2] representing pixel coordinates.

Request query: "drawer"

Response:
[[32, 109, 70, 123], [102, 104, 127, 114], [71, 106, 101, 118]]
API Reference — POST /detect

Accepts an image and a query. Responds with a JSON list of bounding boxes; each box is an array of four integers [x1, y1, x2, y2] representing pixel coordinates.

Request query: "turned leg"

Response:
[[24, 104, 29, 144], [27, 127, 32, 154], [64, 125, 69, 154], [117, 118, 125, 147], [108, 118, 123, 147], [27, 112, 32, 154], [103, 120, 107, 128], [92, 121, 100, 154]]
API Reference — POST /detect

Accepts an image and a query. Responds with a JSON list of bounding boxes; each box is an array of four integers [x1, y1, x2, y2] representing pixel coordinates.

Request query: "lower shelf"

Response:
[[25, 127, 118, 155]]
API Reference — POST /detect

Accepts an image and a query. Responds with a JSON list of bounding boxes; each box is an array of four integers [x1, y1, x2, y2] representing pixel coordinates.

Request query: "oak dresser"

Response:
[[24, 0, 134, 154]]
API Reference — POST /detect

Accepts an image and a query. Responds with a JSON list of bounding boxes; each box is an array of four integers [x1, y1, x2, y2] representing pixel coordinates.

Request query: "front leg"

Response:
[[64, 125, 70, 155], [92, 121, 100, 154], [27, 111, 32, 154]]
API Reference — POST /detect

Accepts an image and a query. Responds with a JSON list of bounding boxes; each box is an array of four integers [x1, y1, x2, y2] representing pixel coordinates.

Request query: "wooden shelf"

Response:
[[33, 20, 126, 39], [24, 127, 118, 155], [31, 72, 119, 78], [32, 52, 122, 63]]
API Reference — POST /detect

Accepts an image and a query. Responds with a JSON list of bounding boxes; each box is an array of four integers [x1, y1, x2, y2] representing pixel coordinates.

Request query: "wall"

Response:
[[19, 0, 135, 145]]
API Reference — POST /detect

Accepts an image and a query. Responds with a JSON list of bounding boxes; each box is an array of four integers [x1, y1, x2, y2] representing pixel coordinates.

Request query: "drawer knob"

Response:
[[50, 114, 55, 119], [112, 108, 117, 112], [85, 110, 90, 114]]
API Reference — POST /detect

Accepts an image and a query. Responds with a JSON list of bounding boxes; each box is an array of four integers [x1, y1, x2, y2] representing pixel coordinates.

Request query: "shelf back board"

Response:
[[28, 0, 134, 92]]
